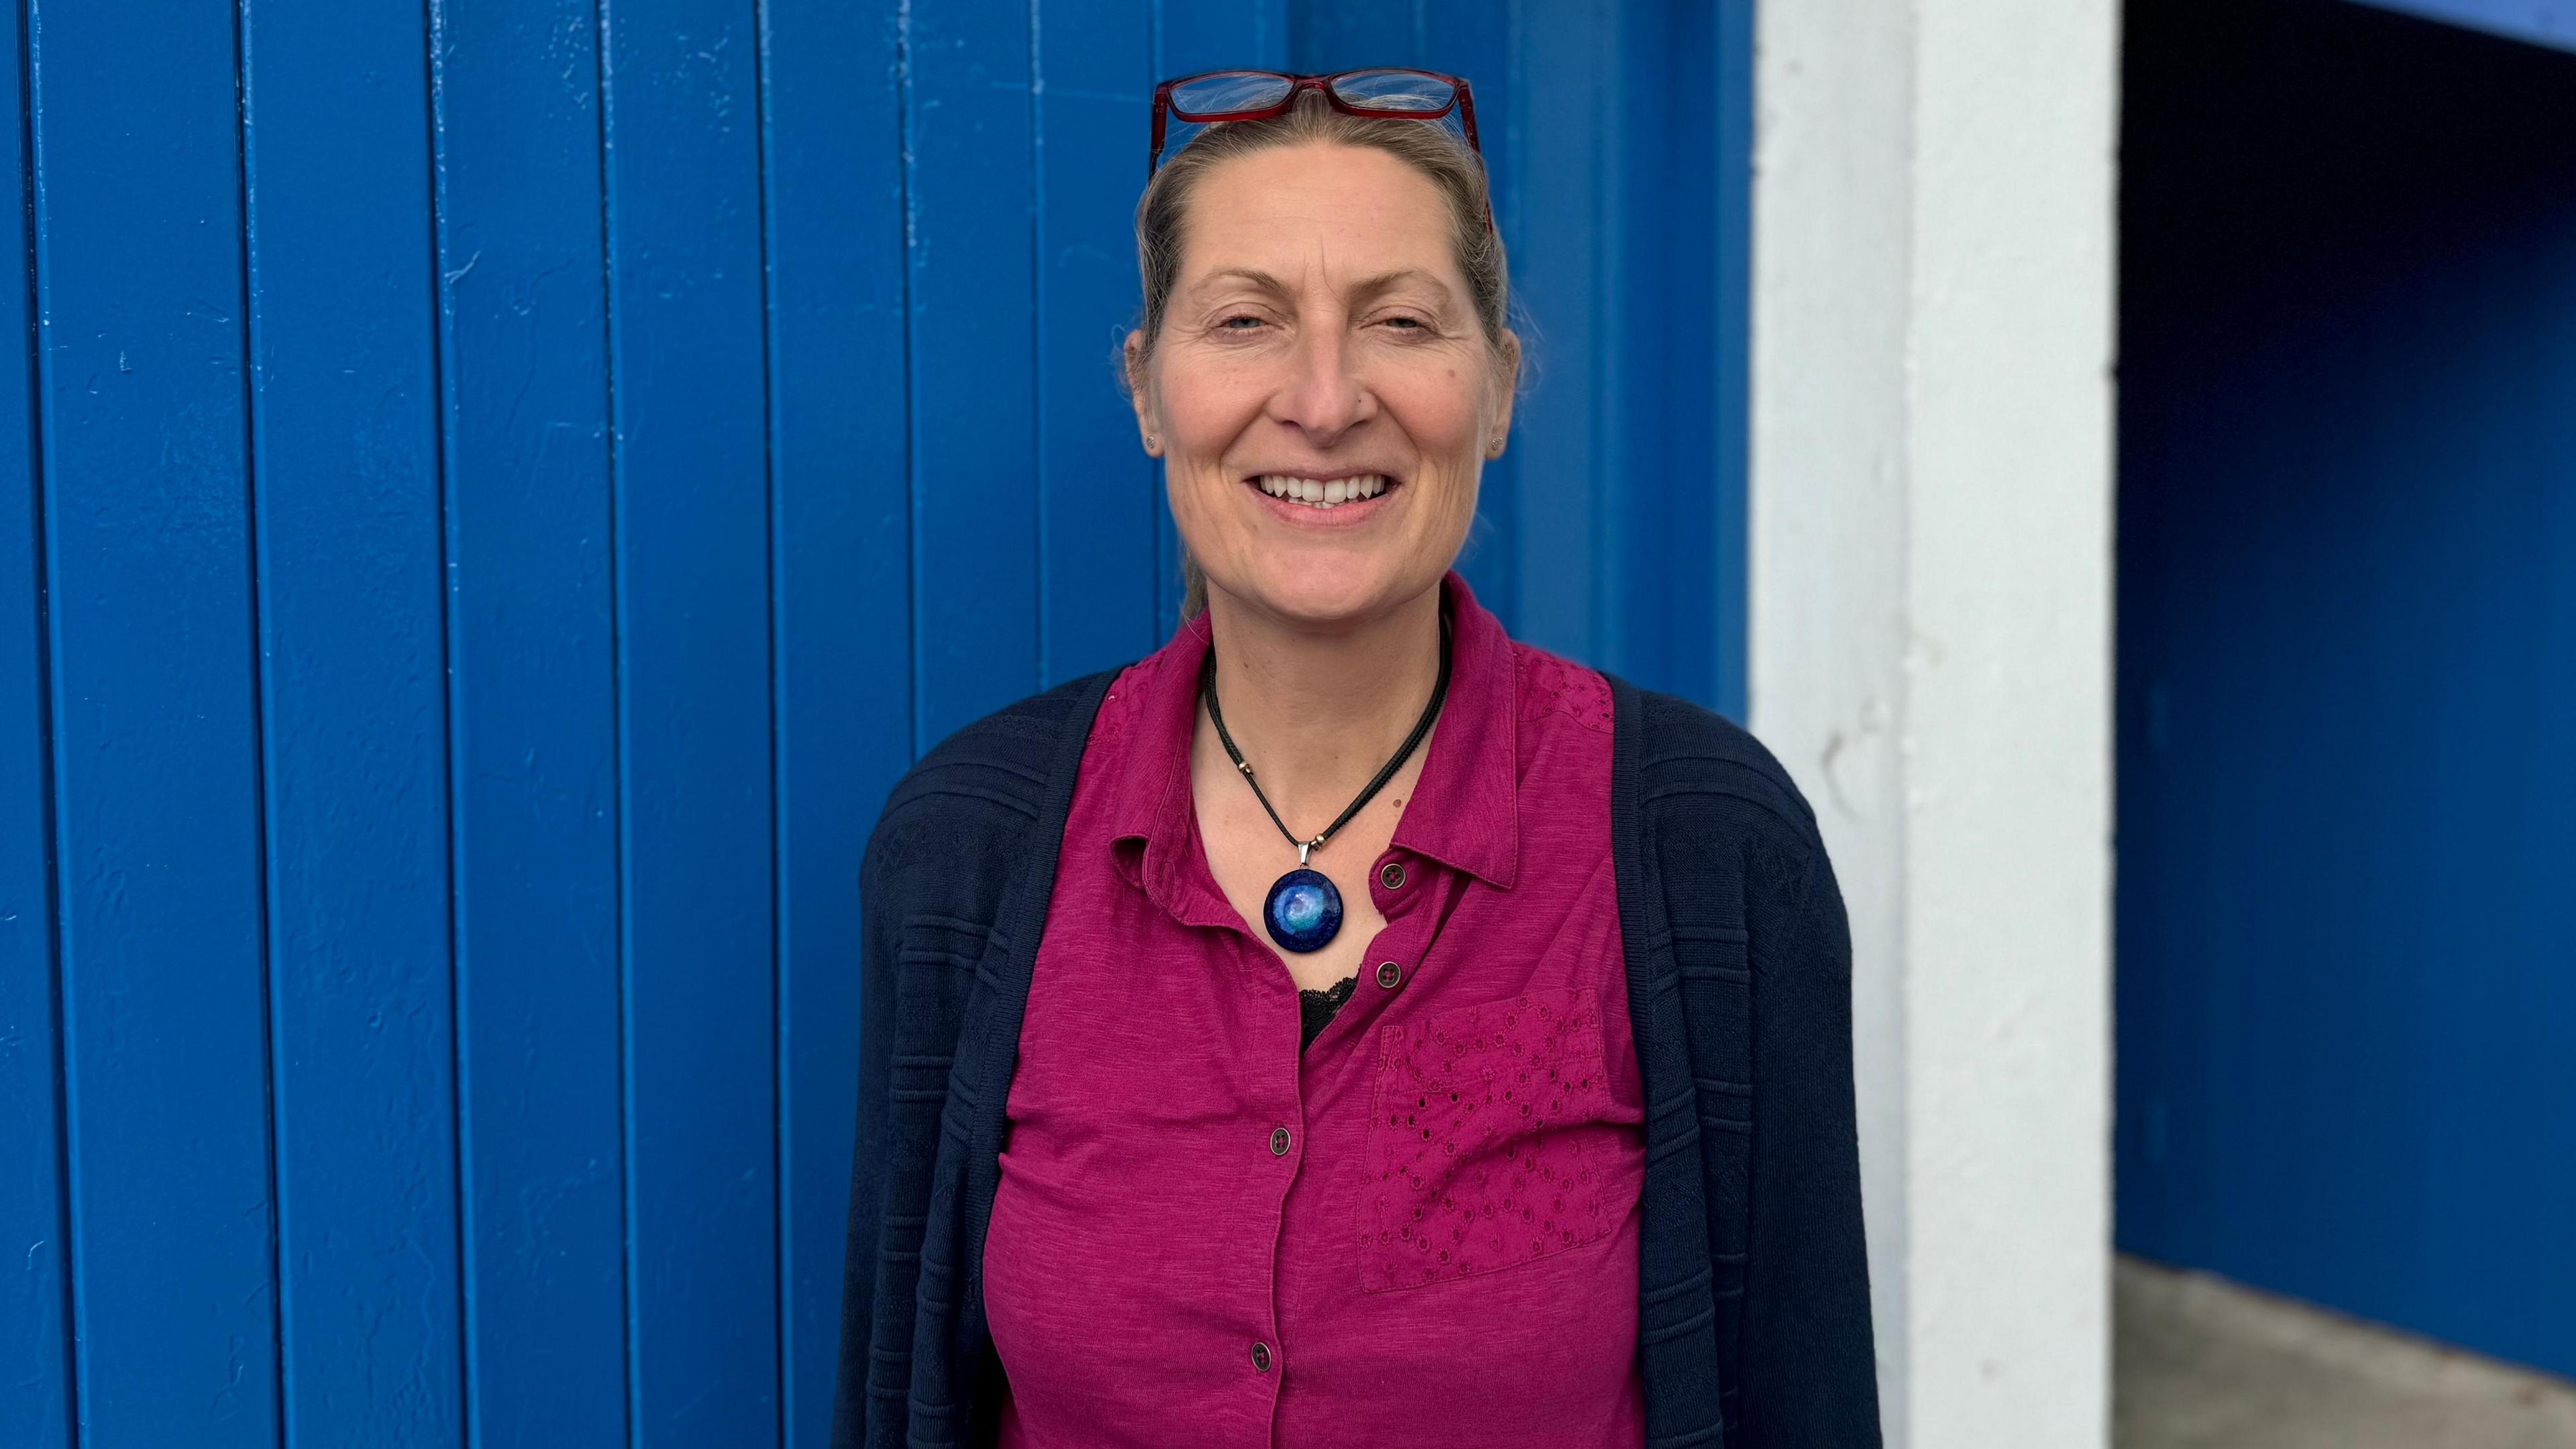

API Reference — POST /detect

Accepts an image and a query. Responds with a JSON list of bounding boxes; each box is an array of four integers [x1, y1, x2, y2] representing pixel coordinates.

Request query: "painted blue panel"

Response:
[[1600, 0, 1713, 700], [1507, 0, 1610, 665], [0, 3, 1754, 1438], [599, 1, 781, 1442], [0, 0, 71, 1440], [2349, 0, 2576, 53], [429, 0, 630, 1439], [1160, 0, 1290, 73], [25, 2, 278, 1442], [1289, 0, 1417, 66], [239, 2, 463, 1443], [1036, 0, 1159, 684], [906, 1, 1041, 745], [758, 2, 914, 1444], [1707, 0, 1752, 722], [2121, 0, 2576, 1377]]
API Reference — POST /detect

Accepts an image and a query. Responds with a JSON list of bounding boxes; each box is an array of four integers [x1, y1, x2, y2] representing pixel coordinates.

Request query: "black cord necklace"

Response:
[[1200, 616, 1453, 953]]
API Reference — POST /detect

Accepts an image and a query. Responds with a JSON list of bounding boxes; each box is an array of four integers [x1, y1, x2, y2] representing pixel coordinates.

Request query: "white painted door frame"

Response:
[[1748, 3, 2118, 1446]]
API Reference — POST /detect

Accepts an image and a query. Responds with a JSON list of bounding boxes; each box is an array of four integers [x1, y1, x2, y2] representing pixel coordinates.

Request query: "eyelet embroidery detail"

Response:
[[1515, 647, 1613, 735], [1360, 987, 1621, 1293]]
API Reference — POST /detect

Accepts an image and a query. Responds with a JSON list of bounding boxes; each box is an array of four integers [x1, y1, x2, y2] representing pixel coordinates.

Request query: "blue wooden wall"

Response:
[[2120, 0, 2576, 1378], [0, 1, 1749, 1444]]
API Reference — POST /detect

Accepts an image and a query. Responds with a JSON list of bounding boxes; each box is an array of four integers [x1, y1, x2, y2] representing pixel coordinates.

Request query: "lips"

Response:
[[1248, 473, 1393, 509]]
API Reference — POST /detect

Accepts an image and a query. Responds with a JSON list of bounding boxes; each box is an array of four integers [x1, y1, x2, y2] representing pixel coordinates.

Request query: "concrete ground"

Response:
[[2117, 1254, 2576, 1448]]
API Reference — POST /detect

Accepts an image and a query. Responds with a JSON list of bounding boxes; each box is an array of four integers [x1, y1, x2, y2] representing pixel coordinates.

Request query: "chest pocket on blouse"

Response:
[[1361, 985, 1623, 1293]]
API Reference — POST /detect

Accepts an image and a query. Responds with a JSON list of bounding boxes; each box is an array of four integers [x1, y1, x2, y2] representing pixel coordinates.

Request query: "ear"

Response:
[[1484, 328, 1522, 458], [1124, 329, 1161, 455]]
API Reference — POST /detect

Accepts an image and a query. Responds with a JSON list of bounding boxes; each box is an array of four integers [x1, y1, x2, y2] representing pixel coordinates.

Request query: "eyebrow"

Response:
[[1188, 266, 1457, 306]]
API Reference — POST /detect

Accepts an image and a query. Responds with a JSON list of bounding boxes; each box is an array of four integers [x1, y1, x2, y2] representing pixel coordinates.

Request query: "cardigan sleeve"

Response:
[[828, 825, 904, 1449], [1738, 827, 1884, 1447]]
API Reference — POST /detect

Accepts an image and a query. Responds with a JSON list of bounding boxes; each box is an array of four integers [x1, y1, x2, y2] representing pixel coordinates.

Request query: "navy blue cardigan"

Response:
[[830, 669, 1880, 1449]]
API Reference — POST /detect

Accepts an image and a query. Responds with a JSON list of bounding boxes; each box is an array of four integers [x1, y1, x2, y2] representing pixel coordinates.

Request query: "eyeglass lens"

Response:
[[1326, 69, 1458, 115], [1167, 68, 1458, 121], [1168, 71, 1296, 118]]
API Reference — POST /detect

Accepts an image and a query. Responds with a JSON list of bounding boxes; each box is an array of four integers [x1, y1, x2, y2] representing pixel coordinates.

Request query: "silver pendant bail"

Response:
[[1298, 838, 1317, 866]]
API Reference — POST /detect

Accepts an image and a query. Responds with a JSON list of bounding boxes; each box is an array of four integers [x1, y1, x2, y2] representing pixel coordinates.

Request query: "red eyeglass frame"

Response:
[[1147, 67, 1484, 178]]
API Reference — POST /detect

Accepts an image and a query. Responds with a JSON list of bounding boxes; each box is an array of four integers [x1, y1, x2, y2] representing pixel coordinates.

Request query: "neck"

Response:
[[1199, 582, 1447, 833]]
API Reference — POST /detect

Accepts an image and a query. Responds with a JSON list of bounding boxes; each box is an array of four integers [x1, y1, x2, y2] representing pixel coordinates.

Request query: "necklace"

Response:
[[1199, 617, 1453, 953]]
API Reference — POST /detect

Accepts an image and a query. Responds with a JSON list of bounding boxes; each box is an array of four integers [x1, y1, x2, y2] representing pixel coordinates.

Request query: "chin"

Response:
[[1223, 553, 1435, 630]]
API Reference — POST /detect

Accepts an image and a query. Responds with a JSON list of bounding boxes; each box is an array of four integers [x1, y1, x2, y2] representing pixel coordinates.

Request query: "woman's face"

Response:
[[1130, 141, 1515, 631]]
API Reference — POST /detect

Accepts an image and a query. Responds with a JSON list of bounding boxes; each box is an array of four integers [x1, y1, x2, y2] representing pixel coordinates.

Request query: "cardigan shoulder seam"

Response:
[[869, 669, 1128, 865], [1626, 685, 1824, 860]]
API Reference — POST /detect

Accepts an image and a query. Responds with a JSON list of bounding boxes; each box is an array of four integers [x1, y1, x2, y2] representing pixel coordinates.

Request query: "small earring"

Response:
[[1145, 435, 1159, 452]]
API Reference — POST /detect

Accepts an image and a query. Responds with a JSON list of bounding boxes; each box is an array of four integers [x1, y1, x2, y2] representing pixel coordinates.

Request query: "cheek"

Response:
[[1155, 352, 1267, 453], [1383, 370, 1490, 470], [1151, 364, 1260, 533]]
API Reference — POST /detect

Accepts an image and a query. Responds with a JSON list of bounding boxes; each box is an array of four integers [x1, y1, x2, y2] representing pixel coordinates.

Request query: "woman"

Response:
[[831, 70, 1877, 1449]]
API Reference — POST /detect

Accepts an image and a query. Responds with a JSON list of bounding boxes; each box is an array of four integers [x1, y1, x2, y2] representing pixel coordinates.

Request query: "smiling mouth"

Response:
[[1247, 474, 1395, 509]]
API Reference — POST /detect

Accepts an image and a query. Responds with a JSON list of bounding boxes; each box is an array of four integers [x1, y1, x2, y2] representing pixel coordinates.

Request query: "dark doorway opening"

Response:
[[2118, 0, 2576, 1379]]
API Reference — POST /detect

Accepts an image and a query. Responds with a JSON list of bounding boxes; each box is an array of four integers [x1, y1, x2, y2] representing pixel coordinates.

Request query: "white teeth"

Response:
[[1252, 474, 1395, 508]]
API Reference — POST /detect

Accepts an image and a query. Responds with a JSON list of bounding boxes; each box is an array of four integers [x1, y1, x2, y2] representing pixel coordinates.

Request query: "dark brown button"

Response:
[[1375, 961, 1403, 990], [1269, 1126, 1291, 1157], [1250, 1341, 1273, 1373], [1379, 861, 1407, 891]]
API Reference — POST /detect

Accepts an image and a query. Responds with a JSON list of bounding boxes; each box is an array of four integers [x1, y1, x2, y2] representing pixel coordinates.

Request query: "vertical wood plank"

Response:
[[1709, 0, 1751, 720], [759, 1, 915, 1444], [906, 0, 1038, 744], [1601, 0, 1715, 700], [428, 0, 629, 1440], [24, 1, 280, 1441], [1036, 0, 1158, 684], [239, 0, 463, 1442], [0, 0, 72, 1439], [1157, 0, 1289, 74], [1286, 0, 1413, 68], [1589, 0, 1747, 711], [1507, 0, 1608, 661], [596, 0, 780, 1442]]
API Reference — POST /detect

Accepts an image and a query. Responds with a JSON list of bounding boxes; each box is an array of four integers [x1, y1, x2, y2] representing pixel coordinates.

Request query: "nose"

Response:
[[1265, 324, 1373, 445]]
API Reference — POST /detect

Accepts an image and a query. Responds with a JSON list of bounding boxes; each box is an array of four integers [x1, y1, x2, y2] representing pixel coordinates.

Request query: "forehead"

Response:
[[1177, 142, 1463, 290]]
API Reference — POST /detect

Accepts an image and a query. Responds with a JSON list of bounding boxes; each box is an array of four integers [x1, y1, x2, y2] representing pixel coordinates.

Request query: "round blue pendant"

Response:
[[1263, 867, 1343, 953]]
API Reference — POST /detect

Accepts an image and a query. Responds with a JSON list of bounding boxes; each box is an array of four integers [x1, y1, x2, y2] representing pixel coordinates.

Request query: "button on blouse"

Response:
[[981, 572, 1646, 1448]]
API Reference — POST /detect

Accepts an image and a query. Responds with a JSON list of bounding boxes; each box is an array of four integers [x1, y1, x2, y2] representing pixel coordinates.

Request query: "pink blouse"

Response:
[[982, 572, 1647, 1448]]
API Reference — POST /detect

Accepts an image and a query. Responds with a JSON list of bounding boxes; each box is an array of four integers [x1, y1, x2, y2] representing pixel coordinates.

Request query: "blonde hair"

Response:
[[1128, 89, 1511, 620]]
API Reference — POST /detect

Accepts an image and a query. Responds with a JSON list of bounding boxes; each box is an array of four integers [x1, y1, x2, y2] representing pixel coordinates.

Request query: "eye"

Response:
[[1218, 314, 1267, 331], [1377, 314, 1432, 333]]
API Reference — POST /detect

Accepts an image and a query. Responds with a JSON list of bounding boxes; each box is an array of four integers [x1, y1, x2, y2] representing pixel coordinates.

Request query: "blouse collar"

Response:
[[1104, 570, 1521, 926]]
